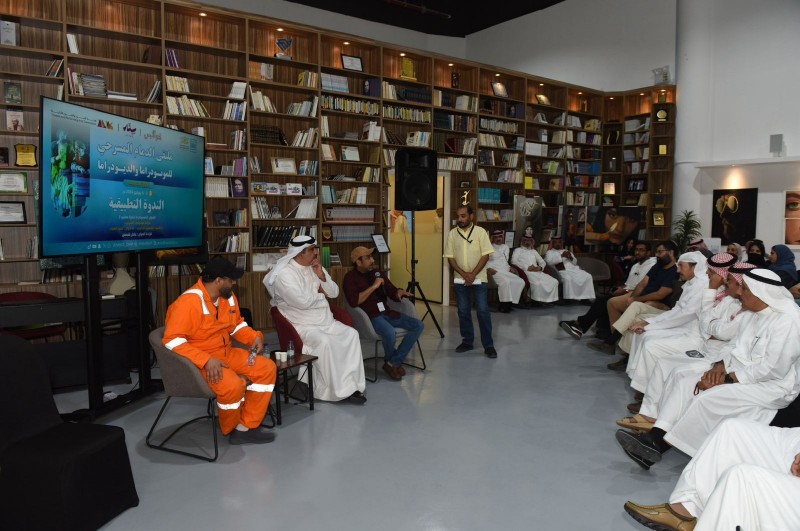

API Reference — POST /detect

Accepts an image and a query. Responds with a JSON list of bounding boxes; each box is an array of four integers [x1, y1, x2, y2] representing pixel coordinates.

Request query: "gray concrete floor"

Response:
[[56, 302, 690, 530]]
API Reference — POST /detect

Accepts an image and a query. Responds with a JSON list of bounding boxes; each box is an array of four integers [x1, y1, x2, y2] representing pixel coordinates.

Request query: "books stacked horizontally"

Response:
[[250, 125, 287, 146], [108, 89, 137, 101]]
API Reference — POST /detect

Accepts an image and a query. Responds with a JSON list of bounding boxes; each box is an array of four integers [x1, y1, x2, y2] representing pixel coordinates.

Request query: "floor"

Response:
[[55, 302, 691, 531]]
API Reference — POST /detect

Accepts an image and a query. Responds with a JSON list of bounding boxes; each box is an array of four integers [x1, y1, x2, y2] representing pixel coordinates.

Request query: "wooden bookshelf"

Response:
[[0, 0, 677, 327]]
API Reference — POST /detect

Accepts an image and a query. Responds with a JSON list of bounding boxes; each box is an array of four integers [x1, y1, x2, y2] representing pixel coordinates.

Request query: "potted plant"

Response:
[[672, 210, 702, 254]]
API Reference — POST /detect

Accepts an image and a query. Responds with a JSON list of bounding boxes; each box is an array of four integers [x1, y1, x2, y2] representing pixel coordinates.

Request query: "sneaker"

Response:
[[229, 427, 276, 445], [484, 347, 497, 358], [455, 343, 474, 353], [559, 320, 583, 340]]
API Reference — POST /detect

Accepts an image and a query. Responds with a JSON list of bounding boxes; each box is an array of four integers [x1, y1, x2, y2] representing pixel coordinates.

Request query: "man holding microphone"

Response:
[[343, 246, 424, 381]]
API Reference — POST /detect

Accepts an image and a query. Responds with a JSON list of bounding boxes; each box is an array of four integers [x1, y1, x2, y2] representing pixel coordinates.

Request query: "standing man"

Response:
[[445, 205, 497, 358], [544, 236, 596, 301], [343, 246, 424, 381], [486, 229, 526, 312], [511, 235, 559, 304], [263, 235, 367, 404], [163, 256, 277, 444]]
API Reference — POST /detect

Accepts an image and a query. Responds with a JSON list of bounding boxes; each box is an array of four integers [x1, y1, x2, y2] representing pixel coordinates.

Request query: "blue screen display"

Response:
[[39, 98, 205, 257]]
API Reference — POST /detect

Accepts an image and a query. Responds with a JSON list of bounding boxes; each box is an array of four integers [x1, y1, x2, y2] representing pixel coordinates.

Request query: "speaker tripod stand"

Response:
[[405, 211, 444, 338]]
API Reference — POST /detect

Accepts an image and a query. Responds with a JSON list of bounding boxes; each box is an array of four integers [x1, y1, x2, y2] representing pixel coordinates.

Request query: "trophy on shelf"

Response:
[[400, 56, 416, 81], [461, 190, 470, 205], [274, 37, 293, 60]]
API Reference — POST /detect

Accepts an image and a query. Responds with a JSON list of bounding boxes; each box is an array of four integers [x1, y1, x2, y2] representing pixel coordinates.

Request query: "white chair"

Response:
[[345, 298, 426, 382]]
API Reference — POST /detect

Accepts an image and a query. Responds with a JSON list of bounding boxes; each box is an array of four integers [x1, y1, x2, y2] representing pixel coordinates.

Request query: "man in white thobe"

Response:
[[615, 251, 707, 356], [625, 252, 724, 393], [263, 235, 367, 403], [511, 235, 559, 304], [544, 236, 595, 301], [616, 268, 800, 468], [634, 262, 756, 426], [624, 419, 800, 531], [485, 229, 525, 312]]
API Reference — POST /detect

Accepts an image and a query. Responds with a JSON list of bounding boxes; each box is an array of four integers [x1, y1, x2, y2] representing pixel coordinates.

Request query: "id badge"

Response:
[[377, 302, 386, 312]]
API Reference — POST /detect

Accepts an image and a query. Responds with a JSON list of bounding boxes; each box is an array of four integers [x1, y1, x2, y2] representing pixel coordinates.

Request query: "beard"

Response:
[[457, 220, 471, 228], [658, 254, 671, 265], [219, 286, 233, 299]]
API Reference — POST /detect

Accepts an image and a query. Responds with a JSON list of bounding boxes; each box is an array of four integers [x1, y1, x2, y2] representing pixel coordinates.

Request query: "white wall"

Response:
[[674, 0, 800, 257], [466, 0, 677, 91], [198, 0, 468, 58]]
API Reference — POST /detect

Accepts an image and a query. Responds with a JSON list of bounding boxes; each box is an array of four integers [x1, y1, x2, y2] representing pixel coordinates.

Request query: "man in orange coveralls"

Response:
[[163, 257, 277, 444]]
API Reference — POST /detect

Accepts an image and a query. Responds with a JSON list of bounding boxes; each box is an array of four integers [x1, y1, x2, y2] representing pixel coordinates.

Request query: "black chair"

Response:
[[0, 335, 139, 531]]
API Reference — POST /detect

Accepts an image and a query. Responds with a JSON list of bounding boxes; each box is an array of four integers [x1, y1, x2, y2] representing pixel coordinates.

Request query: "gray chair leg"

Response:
[[146, 397, 219, 462], [402, 341, 426, 372]]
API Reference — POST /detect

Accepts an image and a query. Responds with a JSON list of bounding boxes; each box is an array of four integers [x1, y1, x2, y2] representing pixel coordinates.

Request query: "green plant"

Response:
[[672, 210, 702, 254]]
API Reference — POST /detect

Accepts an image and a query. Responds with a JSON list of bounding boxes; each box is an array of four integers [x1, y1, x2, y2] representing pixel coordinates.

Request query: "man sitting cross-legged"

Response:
[[511, 235, 559, 305]]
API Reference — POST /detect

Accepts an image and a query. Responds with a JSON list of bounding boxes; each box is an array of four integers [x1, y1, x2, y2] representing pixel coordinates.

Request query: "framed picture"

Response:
[[341, 145, 360, 162], [711, 188, 758, 245], [0, 201, 26, 224], [784, 190, 800, 246], [652, 211, 665, 226], [229, 178, 248, 197], [0, 171, 27, 193], [341, 54, 363, 72], [270, 157, 297, 174], [535, 94, 551, 106], [372, 233, 390, 254], [503, 230, 515, 248], [285, 182, 303, 195], [490, 81, 508, 98], [214, 212, 231, 226], [460, 181, 471, 188]]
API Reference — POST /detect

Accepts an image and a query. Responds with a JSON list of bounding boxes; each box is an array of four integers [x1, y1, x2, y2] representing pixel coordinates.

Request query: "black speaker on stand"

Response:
[[395, 148, 443, 337]]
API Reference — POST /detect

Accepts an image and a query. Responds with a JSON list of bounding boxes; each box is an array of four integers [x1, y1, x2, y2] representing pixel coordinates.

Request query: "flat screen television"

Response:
[[39, 97, 205, 257]]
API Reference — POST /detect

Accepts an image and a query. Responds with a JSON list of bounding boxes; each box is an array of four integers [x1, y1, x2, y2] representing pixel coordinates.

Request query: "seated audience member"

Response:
[[615, 239, 638, 278], [486, 229, 526, 312], [544, 236, 595, 301], [624, 253, 727, 394], [618, 260, 753, 429], [615, 269, 800, 468], [343, 246, 423, 381], [263, 235, 367, 404], [687, 238, 713, 259], [746, 239, 767, 266], [726, 242, 744, 261], [767, 243, 798, 289], [511, 235, 559, 304], [559, 241, 655, 340], [163, 257, 277, 444], [624, 419, 800, 531]]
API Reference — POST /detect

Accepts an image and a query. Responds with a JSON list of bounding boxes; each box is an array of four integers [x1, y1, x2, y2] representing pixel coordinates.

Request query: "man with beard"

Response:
[[486, 229, 526, 312], [163, 257, 277, 444], [511, 235, 558, 304], [445, 205, 496, 358]]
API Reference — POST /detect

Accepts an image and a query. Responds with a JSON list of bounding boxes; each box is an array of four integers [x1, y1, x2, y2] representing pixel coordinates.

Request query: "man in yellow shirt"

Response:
[[444, 205, 497, 358]]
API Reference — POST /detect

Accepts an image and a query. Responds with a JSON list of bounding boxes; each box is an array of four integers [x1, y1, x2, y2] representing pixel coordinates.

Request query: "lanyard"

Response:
[[457, 224, 475, 244]]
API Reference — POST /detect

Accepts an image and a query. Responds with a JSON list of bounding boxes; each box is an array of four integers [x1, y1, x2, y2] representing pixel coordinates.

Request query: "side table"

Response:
[[270, 352, 318, 425]]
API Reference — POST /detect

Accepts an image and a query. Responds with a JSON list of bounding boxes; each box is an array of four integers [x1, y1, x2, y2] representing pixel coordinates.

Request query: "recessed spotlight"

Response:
[[495, 73, 500, 77], [277, 28, 284, 32], [343, 41, 350, 45], [448, 63, 454, 67], [577, 92, 582, 95], [539, 83, 544, 87], [640, 93, 645, 96], [609, 97, 614, 100], [660, 89, 666, 92], [199, 12, 207, 16]]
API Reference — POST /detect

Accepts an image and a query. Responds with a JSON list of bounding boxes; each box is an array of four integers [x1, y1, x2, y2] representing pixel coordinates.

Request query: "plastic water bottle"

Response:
[[247, 345, 258, 366], [287, 340, 295, 359]]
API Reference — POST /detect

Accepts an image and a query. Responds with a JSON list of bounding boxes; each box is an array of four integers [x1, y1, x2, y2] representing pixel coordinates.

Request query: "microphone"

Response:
[[374, 270, 388, 299]]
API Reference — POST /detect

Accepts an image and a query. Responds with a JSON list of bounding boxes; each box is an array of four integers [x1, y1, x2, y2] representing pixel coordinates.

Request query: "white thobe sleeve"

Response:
[[511, 250, 529, 270], [319, 267, 339, 298], [702, 296, 743, 342], [275, 269, 327, 310], [645, 278, 704, 330], [534, 251, 547, 268], [734, 313, 800, 384], [544, 250, 559, 267]]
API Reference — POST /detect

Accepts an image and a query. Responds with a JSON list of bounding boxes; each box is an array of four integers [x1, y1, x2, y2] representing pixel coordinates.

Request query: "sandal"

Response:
[[615, 413, 654, 432]]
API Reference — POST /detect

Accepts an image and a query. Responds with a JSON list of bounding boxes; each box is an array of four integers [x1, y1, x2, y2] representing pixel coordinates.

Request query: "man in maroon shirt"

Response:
[[343, 246, 424, 381]]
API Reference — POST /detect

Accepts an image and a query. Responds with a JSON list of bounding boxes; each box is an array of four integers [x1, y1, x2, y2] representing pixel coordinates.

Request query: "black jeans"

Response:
[[576, 294, 612, 332]]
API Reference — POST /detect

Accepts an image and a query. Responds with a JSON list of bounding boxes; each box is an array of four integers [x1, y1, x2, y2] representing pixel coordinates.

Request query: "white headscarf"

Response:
[[743, 268, 800, 316], [677, 250, 708, 279], [262, 235, 316, 296]]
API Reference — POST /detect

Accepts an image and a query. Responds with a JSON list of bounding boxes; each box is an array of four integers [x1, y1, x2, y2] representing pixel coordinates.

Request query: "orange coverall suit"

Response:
[[163, 279, 276, 435]]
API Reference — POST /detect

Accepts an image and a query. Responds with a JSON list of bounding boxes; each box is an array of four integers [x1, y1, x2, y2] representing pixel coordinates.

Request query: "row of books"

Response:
[[320, 95, 380, 115], [323, 206, 375, 221], [478, 151, 522, 168], [166, 95, 210, 117], [433, 91, 477, 112], [568, 175, 602, 187], [526, 159, 563, 175], [214, 232, 250, 253], [476, 209, 513, 222], [624, 117, 651, 132], [252, 182, 305, 195], [433, 134, 477, 155], [230, 130, 247, 150], [433, 111, 476, 132], [624, 147, 650, 161], [286, 95, 319, 117], [165, 75, 191, 92], [382, 83, 432, 104], [253, 224, 316, 248], [205, 177, 239, 198], [437, 156, 476, 171], [250, 197, 283, 220], [624, 132, 650, 145], [322, 185, 369, 204], [328, 225, 374, 242], [148, 264, 203, 278], [528, 111, 566, 125], [212, 208, 248, 227], [405, 131, 431, 147], [290, 127, 318, 148], [479, 117, 519, 134], [249, 88, 278, 112], [565, 191, 599, 206], [566, 146, 602, 161], [567, 161, 601, 175], [477, 133, 514, 149], [477, 187, 510, 204], [222, 100, 247, 121], [381, 104, 431, 123], [320, 73, 350, 93], [251, 125, 288, 146], [165, 48, 180, 68], [44, 58, 64, 77], [296, 71, 319, 88], [482, 100, 524, 120]]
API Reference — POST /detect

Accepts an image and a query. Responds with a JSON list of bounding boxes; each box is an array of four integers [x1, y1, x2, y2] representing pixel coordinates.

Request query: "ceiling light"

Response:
[[400, 52, 406, 57], [343, 41, 350, 45], [495, 73, 500, 77], [609, 97, 614, 100], [199, 12, 207, 16], [539, 83, 544, 87], [448, 63, 453, 67], [277, 28, 284, 32], [660, 89, 666, 92], [577, 92, 582, 95], [640, 93, 645, 96]]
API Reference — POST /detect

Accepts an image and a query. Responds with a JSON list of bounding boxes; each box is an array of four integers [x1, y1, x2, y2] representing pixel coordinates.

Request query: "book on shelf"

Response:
[[45, 58, 64, 77], [286, 197, 318, 219], [145, 80, 162, 103], [107, 90, 137, 101], [228, 81, 247, 100], [165, 48, 180, 68], [4, 81, 21, 104], [321, 144, 336, 161], [66, 33, 80, 54], [602, 195, 614, 207], [297, 70, 318, 88], [603, 182, 616, 195], [361, 121, 381, 142], [0, 20, 19, 46], [259, 63, 274, 80]]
